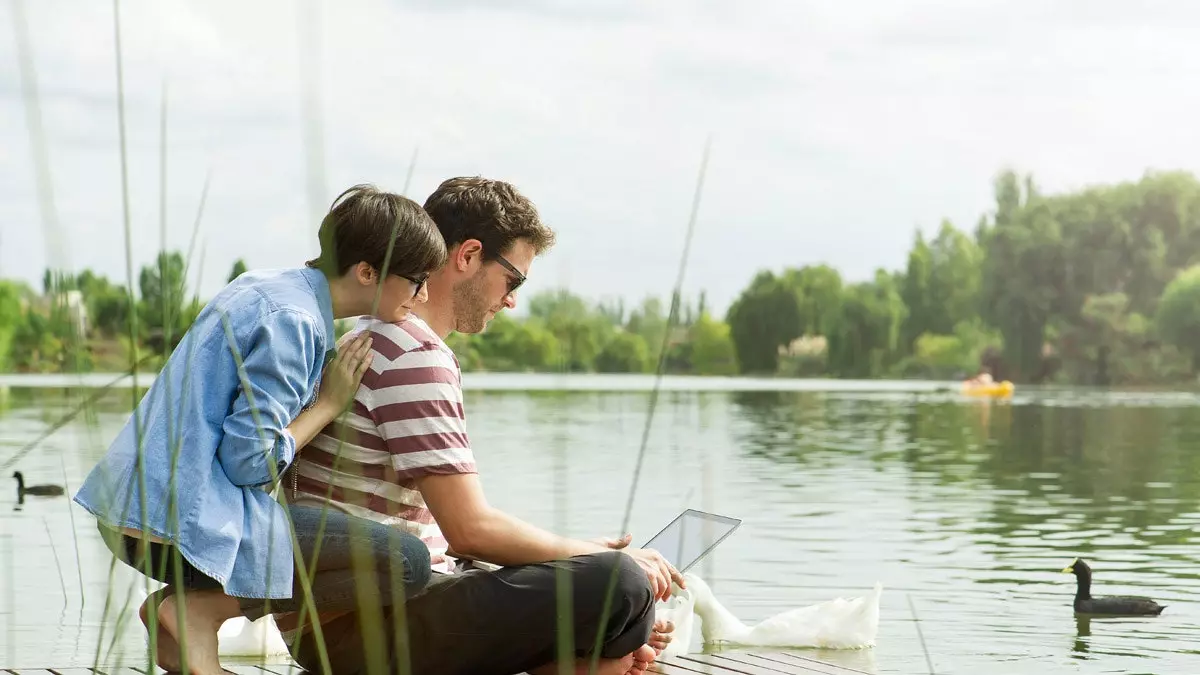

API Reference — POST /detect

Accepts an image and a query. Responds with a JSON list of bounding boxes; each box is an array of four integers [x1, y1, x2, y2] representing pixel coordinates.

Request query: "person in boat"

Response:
[[72, 185, 445, 675], [964, 366, 995, 387], [278, 176, 680, 675]]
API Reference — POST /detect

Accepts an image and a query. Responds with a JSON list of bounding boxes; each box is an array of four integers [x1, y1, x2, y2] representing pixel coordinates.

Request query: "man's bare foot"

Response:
[[155, 589, 241, 675], [139, 588, 181, 671], [628, 644, 658, 674], [530, 639, 663, 675]]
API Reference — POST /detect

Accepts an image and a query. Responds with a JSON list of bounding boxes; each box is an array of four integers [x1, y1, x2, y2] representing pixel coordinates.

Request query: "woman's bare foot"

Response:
[[649, 618, 675, 655], [139, 588, 181, 671], [154, 589, 241, 675]]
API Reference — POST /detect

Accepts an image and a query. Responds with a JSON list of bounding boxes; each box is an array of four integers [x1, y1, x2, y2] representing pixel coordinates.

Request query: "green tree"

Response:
[[826, 270, 908, 378], [475, 313, 562, 371], [625, 297, 667, 360], [0, 281, 25, 371], [726, 271, 803, 374], [75, 270, 131, 337], [688, 312, 738, 375], [900, 232, 934, 352], [228, 259, 249, 283], [139, 251, 188, 350], [901, 221, 982, 353], [1155, 265, 1200, 373], [594, 331, 650, 373], [782, 264, 843, 336], [527, 290, 611, 371], [979, 171, 1063, 381]]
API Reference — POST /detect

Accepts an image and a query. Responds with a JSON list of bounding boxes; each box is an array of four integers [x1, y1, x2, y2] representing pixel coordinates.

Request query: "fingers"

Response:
[[355, 351, 374, 375], [669, 563, 686, 590], [335, 335, 373, 373]]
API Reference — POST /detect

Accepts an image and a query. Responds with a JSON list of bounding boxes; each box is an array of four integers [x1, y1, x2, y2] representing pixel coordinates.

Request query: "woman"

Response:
[[74, 185, 444, 675]]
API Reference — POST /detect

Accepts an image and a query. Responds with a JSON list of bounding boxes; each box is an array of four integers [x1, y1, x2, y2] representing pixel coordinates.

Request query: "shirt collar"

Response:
[[299, 266, 337, 353]]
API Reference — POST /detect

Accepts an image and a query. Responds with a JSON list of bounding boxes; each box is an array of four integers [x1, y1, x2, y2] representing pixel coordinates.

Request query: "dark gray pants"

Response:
[[290, 550, 655, 675], [104, 504, 433, 621]]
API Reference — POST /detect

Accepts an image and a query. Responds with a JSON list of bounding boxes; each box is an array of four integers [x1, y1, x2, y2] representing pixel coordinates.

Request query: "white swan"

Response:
[[216, 614, 291, 658], [655, 574, 882, 656]]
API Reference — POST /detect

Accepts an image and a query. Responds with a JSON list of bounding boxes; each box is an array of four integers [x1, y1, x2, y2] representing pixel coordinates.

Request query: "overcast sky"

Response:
[[2, 0, 1198, 315]]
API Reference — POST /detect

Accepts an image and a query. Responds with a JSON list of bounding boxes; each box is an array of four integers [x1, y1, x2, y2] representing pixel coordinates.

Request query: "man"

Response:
[[280, 177, 681, 675], [73, 185, 444, 675]]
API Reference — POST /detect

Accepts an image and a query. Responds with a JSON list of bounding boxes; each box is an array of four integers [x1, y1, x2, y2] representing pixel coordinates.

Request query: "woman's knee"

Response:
[[365, 521, 431, 592]]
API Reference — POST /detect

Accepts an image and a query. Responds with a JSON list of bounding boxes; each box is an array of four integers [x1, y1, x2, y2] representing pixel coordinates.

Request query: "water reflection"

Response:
[[3, 384, 1200, 673]]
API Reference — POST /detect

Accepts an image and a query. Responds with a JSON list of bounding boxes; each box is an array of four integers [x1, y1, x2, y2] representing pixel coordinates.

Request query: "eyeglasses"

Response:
[[399, 272, 429, 300], [493, 254, 526, 296]]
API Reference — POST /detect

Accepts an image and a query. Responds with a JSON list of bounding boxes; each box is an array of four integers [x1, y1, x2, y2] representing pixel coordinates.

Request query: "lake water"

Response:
[[1, 374, 1198, 674]]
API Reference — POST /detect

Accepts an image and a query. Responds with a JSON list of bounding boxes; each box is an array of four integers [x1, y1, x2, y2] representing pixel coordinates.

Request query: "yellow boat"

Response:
[[962, 380, 1014, 397]]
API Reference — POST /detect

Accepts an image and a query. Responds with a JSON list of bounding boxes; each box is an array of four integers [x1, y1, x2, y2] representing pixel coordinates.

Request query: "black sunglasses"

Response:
[[399, 272, 429, 299], [493, 254, 526, 295]]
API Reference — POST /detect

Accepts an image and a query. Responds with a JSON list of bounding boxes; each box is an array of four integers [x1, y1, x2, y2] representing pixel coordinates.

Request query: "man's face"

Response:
[[452, 238, 534, 334]]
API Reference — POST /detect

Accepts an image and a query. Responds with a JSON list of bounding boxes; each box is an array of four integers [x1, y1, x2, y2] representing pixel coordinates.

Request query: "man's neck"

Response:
[[414, 302, 455, 340]]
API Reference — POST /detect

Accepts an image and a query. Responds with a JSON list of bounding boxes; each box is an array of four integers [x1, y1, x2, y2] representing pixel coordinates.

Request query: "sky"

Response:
[[2, 0, 1199, 316]]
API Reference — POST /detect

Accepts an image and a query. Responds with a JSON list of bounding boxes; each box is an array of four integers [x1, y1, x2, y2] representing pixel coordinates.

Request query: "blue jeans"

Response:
[[104, 504, 432, 621]]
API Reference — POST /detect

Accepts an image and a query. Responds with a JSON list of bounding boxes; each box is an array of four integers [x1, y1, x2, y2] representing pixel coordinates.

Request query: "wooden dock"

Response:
[[4, 652, 872, 675]]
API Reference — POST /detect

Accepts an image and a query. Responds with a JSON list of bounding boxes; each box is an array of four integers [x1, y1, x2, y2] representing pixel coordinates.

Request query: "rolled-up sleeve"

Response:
[[216, 308, 319, 487]]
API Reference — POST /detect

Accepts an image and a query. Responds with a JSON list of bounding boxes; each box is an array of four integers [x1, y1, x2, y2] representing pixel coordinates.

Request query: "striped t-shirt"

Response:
[[286, 313, 476, 574]]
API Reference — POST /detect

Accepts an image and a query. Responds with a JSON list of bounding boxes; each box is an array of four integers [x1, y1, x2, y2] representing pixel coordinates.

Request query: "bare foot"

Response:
[[628, 644, 658, 674], [139, 588, 181, 671], [649, 619, 675, 655], [531, 640, 663, 675], [529, 653, 636, 675], [155, 589, 241, 675]]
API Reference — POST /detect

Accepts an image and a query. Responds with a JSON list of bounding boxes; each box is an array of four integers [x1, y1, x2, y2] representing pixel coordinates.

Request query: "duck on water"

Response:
[[12, 471, 65, 498], [1062, 558, 1166, 616]]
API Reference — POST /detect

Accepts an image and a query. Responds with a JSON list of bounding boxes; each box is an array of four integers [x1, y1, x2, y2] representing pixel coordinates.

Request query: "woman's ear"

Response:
[[353, 261, 377, 286]]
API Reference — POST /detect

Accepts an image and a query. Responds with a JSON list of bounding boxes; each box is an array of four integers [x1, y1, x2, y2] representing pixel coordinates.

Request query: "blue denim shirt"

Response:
[[73, 267, 335, 599]]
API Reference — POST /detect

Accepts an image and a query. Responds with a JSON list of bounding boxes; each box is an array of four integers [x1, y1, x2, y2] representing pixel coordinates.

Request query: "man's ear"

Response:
[[454, 240, 484, 272]]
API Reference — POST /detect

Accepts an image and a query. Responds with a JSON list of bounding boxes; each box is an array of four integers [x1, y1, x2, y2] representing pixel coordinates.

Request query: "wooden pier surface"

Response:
[[4, 651, 873, 675]]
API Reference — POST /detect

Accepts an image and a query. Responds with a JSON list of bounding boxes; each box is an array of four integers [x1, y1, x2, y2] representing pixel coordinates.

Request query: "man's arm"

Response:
[[416, 472, 681, 600], [416, 472, 607, 564], [375, 347, 684, 600], [216, 309, 321, 487]]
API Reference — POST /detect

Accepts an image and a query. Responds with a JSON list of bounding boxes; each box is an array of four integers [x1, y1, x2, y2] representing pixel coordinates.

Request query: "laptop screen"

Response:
[[640, 509, 741, 573]]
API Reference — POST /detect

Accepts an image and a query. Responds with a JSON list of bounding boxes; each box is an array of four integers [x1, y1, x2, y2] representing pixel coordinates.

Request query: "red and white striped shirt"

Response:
[[287, 314, 475, 574]]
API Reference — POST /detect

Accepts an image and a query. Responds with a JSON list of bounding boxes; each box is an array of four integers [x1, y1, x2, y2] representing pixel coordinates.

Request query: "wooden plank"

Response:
[[679, 653, 824, 675], [254, 665, 306, 675], [650, 660, 725, 675], [709, 653, 814, 674], [225, 666, 264, 675], [712, 653, 851, 675], [45, 669, 99, 675], [88, 667, 147, 675], [752, 652, 872, 675]]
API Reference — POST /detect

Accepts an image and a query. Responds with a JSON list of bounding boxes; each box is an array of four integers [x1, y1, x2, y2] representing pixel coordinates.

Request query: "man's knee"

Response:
[[576, 550, 653, 617]]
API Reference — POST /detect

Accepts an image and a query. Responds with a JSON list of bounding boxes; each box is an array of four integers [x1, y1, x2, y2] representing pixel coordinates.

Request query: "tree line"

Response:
[[4, 169, 1200, 384]]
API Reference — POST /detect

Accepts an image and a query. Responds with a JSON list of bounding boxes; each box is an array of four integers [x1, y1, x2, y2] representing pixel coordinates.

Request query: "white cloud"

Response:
[[3, 0, 1200, 315]]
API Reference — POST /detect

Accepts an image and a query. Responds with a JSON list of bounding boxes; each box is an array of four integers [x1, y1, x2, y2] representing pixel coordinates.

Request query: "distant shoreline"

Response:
[[0, 371, 964, 393]]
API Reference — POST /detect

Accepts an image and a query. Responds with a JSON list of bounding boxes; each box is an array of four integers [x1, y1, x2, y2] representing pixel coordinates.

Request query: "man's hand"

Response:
[[588, 533, 632, 550], [622, 547, 685, 602]]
